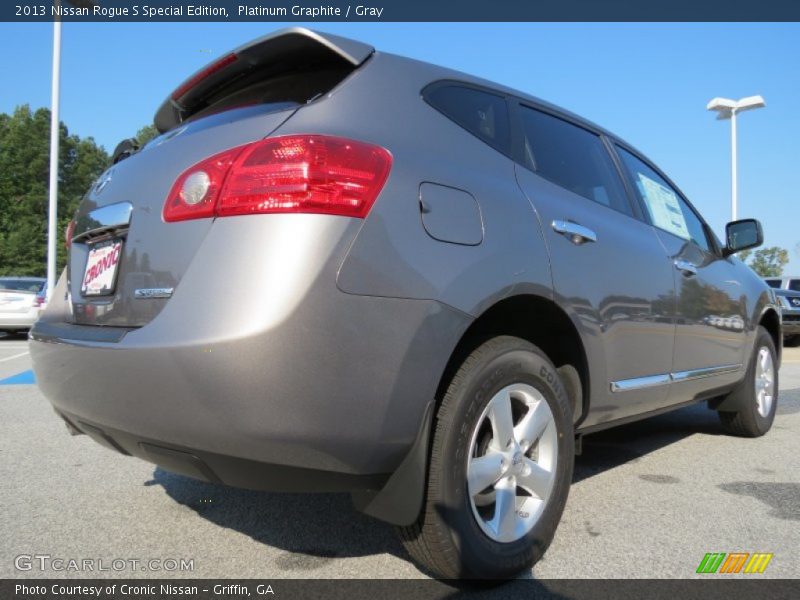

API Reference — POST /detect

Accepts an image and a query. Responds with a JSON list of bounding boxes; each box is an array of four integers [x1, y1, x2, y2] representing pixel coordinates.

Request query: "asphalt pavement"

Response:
[[1, 332, 798, 580]]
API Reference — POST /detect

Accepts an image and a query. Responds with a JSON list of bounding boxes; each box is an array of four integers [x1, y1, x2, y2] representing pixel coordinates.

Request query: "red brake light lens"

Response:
[[171, 53, 238, 102], [162, 135, 392, 223], [163, 146, 243, 222], [65, 219, 76, 249]]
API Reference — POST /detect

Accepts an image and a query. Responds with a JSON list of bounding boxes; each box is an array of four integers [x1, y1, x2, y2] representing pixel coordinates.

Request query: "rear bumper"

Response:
[[0, 311, 39, 329], [55, 411, 388, 492], [31, 226, 469, 489]]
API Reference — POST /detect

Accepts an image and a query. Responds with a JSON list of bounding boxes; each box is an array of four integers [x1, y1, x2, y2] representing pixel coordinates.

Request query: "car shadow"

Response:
[[146, 467, 408, 567], [149, 401, 734, 577], [0, 331, 29, 341], [574, 402, 724, 483]]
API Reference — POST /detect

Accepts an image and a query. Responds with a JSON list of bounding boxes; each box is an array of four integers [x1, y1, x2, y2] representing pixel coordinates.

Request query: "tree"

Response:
[[0, 105, 108, 276], [747, 247, 789, 277], [135, 124, 159, 146]]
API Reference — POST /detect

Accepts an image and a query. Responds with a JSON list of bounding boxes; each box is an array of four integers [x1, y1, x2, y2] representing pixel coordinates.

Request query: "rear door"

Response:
[[512, 104, 677, 424], [614, 146, 748, 398]]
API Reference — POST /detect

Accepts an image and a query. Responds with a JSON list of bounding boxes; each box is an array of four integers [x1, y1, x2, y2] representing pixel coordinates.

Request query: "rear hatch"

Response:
[[67, 28, 373, 327]]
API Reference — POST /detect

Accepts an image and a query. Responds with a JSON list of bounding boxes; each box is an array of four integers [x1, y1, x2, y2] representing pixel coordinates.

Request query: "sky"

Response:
[[1, 22, 799, 273]]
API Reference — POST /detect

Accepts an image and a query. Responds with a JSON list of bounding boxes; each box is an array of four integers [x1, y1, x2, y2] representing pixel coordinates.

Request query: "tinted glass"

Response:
[[426, 85, 511, 154], [790, 280, 800, 292], [519, 107, 631, 216], [765, 280, 782, 289], [617, 147, 711, 252], [0, 279, 45, 293]]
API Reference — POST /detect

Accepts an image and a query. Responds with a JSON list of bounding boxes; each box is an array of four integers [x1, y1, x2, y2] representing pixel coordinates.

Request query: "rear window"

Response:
[[186, 67, 351, 125], [425, 84, 511, 155], [0, 279, 44, 293], [519, 106, 631, 216]]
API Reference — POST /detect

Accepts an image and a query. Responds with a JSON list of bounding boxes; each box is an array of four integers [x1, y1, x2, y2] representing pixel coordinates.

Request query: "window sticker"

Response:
[[637, 173, 689, 239]]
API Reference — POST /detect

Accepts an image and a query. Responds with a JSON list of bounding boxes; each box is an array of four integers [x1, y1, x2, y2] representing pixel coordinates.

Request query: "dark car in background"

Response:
[[765, 276, 800, 292], [30, 28, 781, 578], [774, 288, 800, 346]]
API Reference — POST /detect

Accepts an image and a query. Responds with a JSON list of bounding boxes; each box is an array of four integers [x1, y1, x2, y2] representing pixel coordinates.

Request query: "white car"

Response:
[[0, 277, 47, 334]]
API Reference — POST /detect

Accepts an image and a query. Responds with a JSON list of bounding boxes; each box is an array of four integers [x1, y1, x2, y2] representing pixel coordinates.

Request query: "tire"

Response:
[[398, 336, 574, 579], [718, 326, 778, 437]]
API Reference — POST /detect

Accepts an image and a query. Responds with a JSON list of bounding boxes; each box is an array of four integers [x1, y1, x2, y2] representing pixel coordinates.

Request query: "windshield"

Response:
[[0, 279, 45, 293]]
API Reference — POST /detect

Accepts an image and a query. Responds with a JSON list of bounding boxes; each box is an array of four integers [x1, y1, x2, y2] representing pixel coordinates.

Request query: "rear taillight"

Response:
[[171, 53, 238, 102], [65, 219, 76, 249], [162, 135, 392, 223], [34, 295, 45, 307]]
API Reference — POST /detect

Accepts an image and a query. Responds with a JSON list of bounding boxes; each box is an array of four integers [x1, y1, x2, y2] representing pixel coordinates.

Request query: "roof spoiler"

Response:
[[153, 28, 375, 133]]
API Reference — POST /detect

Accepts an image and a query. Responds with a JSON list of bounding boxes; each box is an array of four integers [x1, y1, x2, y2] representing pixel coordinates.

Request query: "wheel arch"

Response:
[[758, 307, 782, 365], [352, 293, 591, 526], [435, 294, 591, 427]]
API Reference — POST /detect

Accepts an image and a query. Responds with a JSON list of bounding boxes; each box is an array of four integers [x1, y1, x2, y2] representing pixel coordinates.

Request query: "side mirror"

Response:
[[724, 218, 763, 257]]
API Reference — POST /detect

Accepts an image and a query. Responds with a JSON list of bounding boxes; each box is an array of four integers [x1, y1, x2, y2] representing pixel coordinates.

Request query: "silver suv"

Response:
[[31, 28, 781, 579]]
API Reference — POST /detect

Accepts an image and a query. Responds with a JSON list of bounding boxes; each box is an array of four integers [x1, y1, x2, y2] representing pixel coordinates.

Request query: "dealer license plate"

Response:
[[81, 239, 123, 296]]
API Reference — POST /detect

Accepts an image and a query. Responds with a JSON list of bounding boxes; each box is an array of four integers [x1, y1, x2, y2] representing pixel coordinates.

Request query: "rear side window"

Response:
[[425, 85, 511, 155], [765, 279, 782, 289], [518, 106, 631, 216], [616, 147, 711, 252]]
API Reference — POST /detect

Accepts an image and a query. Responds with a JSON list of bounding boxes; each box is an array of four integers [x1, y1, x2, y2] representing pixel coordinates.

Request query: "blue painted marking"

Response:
[[0, 370, 36, 385]]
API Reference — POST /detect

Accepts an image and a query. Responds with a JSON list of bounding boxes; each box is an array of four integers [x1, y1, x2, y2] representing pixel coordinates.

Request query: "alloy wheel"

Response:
[[466, 383, 558, 543]]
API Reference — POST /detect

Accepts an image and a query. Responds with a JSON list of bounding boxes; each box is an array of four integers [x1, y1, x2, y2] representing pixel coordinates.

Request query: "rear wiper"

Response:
[[111, 138, 141, 165]]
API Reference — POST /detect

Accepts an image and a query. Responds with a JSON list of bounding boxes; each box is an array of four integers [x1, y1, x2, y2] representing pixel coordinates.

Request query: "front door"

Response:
[[614, 146, 747, 401]]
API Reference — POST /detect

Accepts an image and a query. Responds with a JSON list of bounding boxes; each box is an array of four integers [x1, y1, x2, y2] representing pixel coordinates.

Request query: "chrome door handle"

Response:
[[552, 220, 597, 245], [674, 259, 697, 277]]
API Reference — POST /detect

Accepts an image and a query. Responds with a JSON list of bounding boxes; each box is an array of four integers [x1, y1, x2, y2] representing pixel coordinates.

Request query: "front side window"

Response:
[[425, 84, 511, 155], [518, 106, 631, 216], [789, 279, 800, 292], [765, 279, 782, 289], [616, 147, 711, 252]]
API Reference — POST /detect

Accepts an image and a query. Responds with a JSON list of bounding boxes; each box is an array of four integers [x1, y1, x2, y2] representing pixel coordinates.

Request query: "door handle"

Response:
[[674, 259, 697, 277], [552, 220, 597, 245]]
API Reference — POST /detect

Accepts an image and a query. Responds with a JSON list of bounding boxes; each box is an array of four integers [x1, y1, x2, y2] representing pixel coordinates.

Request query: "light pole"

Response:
[[46, 0, 96, 300], [46, 5, 62, 301], [707, 95, 765, 222]]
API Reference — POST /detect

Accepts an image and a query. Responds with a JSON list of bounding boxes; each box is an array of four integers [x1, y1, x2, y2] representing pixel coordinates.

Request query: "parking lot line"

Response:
[[0, 351, 29, 363], [0, 370, 35, 385]]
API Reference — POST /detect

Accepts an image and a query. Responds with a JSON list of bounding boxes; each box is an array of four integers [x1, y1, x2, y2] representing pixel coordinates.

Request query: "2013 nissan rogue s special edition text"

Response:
[[31, 28, 782, 579]]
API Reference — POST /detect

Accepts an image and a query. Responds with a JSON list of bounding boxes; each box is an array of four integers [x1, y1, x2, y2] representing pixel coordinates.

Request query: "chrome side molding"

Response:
[[610, 364, 742, 393], [670, 364, 742, 382], [610, 374, 671, 393]]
